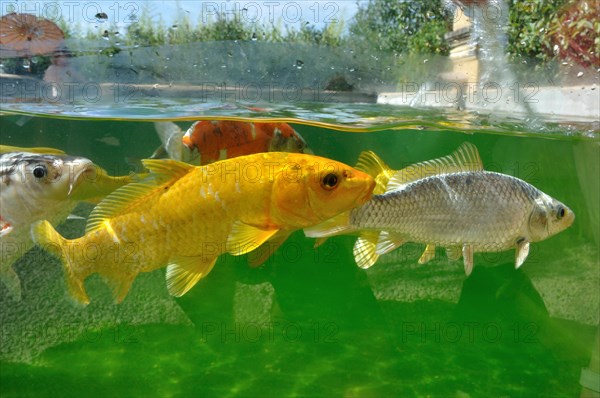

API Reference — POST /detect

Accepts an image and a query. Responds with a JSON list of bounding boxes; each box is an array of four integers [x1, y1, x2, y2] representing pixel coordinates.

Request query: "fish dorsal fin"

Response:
[[141, 158, 194, 184], [85, 180, 157, 233], [0, 145, 65, 155], [387, 142, 483, 192], [355, 151, 395, 194], [166, 255, 218, 297], [227, 222, 280, 256], [85, 160, 191, 233]]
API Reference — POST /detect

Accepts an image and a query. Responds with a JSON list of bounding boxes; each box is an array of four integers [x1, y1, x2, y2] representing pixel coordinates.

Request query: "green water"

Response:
[[0, 110, 599, 397]]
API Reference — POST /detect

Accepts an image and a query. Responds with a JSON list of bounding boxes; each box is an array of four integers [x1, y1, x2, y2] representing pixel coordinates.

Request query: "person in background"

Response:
[[43, 46, 85, 99]]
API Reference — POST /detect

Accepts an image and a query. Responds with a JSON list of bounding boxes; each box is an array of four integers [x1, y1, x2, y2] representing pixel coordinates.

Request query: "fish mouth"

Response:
[[356, 176, 376, 204], [65, 158, 95, 197]]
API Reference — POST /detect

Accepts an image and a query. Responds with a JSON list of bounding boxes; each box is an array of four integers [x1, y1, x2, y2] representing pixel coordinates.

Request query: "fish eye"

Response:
[[321, 173, 339, 190], [32, 165, 47, 179], [557, 206, 565, 220]]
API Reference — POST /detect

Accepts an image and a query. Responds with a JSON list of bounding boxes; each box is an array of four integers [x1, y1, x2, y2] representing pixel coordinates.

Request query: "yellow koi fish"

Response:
[[32, 152, 375, 304]]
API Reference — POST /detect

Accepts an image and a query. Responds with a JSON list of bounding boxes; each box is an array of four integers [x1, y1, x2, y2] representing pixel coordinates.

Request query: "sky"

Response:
[[1, 1, 364, 33]]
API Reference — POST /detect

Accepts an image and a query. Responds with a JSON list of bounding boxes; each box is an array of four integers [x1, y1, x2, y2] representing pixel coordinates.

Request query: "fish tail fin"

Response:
[[0, 266, 22, 301], [31, 221, 90, 305], [154, 122, 185, 161]]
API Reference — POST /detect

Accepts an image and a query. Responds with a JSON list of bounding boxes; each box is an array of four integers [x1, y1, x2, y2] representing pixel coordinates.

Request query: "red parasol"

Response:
[[0, 13, 64, 57]]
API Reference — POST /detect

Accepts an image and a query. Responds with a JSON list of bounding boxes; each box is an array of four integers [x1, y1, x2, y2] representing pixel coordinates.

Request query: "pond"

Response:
[[1, 1, 599, 397]]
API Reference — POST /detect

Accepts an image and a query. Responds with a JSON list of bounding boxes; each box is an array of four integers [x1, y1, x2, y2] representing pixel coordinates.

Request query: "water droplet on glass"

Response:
[[295, 60, 304, 69], [171, 24, 178, 30], [192, 63, 198, 68], [423, 59, 429, 64], [577, 71, 584, 78], [22, 59, 30, 69], [30, 56, 38, 64], [251, 32, 257, 41]]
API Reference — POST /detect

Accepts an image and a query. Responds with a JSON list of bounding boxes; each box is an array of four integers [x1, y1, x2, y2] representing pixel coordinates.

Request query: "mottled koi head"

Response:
[[0, 152, 94, 201], [269, 154, 375, 228]]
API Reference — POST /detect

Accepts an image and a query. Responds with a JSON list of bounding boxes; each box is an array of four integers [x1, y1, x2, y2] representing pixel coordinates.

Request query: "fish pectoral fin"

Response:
[[355, 151, 395, 194], [0, 267, 22, 301], [247, 231, 292, 268], [462, 245, 474, 276], [353, 233, 380, 269], [375, 231, 405, 255], [103, 273, 136, 304], [313, 237, 328, 248], [515, 239, 530, 269], [304, 211, 353, 238], [386, 142, 483, 192], [227, 222, 280, 256], [166, 255, 218, 297], [418, 244, 437, 264], [446, 246, 462, 261]]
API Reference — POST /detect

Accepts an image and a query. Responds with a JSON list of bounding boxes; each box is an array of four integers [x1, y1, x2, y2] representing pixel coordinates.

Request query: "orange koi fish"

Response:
[[153, 121, 311, 165]]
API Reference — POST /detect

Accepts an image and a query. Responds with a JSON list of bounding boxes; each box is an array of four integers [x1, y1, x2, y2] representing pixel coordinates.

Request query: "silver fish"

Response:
[[0, 146, 134, 300], [305, 143, 575, 275]]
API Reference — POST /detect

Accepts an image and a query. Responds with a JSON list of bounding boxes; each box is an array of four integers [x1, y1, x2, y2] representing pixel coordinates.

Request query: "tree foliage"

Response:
[[349, 0, 452, 55]]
